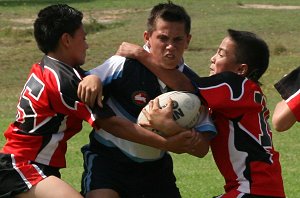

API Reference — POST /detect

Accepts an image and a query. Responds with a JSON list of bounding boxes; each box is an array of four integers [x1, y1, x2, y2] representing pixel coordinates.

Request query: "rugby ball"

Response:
[[137, 91, 201, 136]]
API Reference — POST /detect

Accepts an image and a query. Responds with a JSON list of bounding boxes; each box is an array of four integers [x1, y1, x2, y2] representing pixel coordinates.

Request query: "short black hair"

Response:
[[147, 1, 191, 35], [34, 4, 83, 54], [228, 29, 269, 83]]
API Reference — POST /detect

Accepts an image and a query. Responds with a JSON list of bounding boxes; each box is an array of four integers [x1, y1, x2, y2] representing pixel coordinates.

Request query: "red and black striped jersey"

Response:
[[1, 55, 100, 168], [196, 72, 285, 197]]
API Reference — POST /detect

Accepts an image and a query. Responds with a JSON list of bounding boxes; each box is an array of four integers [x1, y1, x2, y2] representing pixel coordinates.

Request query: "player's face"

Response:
[[209, 36, 241, 76], [68, 25, 88, 67], [145, 18, 191, 69]]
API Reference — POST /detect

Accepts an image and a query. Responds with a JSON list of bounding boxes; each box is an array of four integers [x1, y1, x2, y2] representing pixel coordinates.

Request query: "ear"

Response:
[[60, 33, 71, 48], [185, 34, 192, 49], [237, 63, 248, 76], [143, 31, 150, 47]]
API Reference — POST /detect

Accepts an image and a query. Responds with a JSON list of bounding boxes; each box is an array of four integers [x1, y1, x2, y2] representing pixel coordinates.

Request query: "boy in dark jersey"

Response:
[[0, 4, 201, 198], [117, 29, 285, 198], [78, 2, 216, 198], [272, 66, 300, 132]]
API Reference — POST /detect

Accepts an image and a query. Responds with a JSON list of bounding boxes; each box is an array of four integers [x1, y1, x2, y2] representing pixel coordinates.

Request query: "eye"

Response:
[[160, 36, 168, 42], [174, 37, 183, 42], [217, 49, 225, 57]]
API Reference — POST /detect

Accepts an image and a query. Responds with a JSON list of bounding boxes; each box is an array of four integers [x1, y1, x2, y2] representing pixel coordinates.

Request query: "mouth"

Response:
[[209, 67, 215, 76], [165, 53, 175, 59]]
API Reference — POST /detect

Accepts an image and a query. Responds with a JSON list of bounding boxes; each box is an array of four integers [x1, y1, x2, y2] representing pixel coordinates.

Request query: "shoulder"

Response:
[[182, 64, 202, 82]]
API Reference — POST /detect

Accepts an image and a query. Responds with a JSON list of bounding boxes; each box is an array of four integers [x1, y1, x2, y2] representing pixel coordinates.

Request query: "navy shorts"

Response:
[[81, 141, 181, 198], [0, 153, 60, 198]]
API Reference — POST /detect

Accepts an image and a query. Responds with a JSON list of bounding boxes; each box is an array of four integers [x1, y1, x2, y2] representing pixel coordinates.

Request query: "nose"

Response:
[[166, 45, 175, 50], [210, 53, 216, 63], [166, 42, 176, 50]]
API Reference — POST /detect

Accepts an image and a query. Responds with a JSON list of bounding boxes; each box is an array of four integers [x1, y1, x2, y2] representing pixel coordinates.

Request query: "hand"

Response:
[[116, 42, 145, 59], [77, 75, 103, 108], [163, 130, 198, 154], [164, 129, 210, 158], [139, 97, 185, 136]]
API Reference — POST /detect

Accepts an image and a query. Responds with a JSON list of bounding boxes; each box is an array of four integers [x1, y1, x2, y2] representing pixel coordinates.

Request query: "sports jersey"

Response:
[[1, 55, 100, 168], [274, 66, 300, 121], [195, 72, 285, 197], [88, 55, 216, 162]]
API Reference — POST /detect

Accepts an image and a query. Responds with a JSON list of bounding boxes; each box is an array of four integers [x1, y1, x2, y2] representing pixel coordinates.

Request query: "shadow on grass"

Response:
[[0, 0, 95, 6]]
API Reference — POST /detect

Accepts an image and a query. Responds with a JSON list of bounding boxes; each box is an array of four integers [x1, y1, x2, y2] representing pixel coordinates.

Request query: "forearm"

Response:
[[135, 50, 195, 92], [95, 116, 167, 150], [187, 132, 210, 158], [272, 100, 297, 132]]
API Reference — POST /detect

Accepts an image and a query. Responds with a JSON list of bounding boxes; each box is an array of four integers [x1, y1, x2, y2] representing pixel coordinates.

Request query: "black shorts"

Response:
[[81, 141, 181, 198], [0, 153, 60, 198]]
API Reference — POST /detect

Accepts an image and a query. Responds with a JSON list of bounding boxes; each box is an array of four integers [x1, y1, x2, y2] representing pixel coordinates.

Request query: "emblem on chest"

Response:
[[132, 91, 148, 106]]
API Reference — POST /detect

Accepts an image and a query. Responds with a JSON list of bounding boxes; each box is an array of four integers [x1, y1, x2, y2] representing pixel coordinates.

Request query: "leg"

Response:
[[15, 176, 83, 198], [86, 189, 120, 198]]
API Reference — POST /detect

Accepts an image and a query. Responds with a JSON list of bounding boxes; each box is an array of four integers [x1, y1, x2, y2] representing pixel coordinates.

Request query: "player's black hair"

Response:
[[34, 4, 83, 54], [228, 29, 269, 84], [147, 0, 191, 35]]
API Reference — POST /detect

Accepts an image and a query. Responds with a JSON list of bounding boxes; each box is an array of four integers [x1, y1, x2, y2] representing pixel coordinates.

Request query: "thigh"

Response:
[[86, 189, 120, 198], [0, 153, 45, 198], [16, 176, 83, 198]]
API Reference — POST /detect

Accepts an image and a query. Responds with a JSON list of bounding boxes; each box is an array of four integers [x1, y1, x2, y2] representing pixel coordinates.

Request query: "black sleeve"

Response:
[[274, 66, 300, 100], [92, 103, 116, 119]]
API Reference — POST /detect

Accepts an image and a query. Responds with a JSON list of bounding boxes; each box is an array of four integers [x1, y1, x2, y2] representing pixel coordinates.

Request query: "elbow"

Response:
[[272, 117, 289, 132], [193, 146, 209, 158]]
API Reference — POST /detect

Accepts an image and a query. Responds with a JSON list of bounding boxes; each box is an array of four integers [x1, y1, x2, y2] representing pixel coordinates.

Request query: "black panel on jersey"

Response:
[[196, 71, 246, 100], [102, 58, 163, 117], [274, 66, 300, 100]]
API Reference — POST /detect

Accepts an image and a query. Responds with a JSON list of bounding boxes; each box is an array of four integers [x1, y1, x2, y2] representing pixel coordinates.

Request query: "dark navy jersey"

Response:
[[89, 55, 216, 162], [196, 72, 285, 197], [1, 55, 101, 168]]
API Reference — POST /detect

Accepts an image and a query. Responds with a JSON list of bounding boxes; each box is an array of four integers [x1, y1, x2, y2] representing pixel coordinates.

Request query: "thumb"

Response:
[[97, 87, 103, 108]]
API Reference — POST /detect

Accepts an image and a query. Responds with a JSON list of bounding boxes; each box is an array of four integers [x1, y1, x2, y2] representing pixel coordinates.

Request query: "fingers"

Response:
[[141, 107, 150, 121], [77, 84, 97, 107], [77, 75, 103, 108], [152, 98, 161, 110]]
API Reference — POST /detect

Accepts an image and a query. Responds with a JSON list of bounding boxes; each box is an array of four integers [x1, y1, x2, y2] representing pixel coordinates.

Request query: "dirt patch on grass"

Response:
[[239, 4, 300, 10], [8, 8, 145, 29]]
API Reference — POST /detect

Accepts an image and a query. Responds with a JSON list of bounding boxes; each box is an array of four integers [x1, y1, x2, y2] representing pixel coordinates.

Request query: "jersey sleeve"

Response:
[[197, 72, 262, 119], [193, 106, 217, 137], [42, 62, 99, 128], [274, 66, 300, 121], [88, 55, 126, 85]]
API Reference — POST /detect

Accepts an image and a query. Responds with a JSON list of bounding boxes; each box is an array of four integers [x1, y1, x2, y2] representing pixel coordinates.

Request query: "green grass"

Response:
[[1, 0, 300, 197]]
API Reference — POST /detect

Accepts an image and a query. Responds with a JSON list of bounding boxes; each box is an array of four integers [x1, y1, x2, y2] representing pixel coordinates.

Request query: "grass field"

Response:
[[0, 0, 300, 197]]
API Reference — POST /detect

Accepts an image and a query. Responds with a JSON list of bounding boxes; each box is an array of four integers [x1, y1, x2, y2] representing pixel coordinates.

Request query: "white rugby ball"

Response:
[[137, 91, 201, 136]]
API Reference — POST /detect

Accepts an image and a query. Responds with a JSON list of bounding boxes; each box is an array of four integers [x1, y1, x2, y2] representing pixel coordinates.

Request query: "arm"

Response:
[[116, 42, 195, 92], [94, 116, 198, 154], [272, 100, 297, 132]]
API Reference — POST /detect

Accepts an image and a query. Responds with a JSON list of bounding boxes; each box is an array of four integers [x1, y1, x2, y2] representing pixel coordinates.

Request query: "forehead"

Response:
[[152, 18, 186, 36], [219, 36, 236, 54]]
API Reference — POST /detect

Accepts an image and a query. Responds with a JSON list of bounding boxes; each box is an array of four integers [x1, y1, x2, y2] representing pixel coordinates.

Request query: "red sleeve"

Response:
[[197, 72, 262, 119], [286, 92, 300, 121], [42, 63, 98, 128]]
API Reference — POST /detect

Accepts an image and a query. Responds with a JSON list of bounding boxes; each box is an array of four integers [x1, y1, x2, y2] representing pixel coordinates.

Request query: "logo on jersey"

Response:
[[132, 91, 148, 106]]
